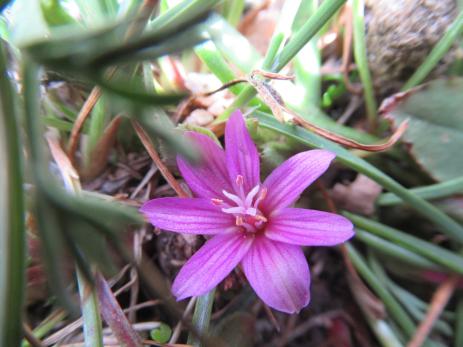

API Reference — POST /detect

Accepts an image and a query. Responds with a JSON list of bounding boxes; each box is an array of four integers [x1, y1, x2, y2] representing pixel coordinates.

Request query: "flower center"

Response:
[[212, 175, 267, 233]]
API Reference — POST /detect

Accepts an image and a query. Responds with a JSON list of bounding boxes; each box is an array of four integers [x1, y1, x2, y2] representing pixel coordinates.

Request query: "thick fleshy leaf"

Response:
[[265, 208, 354, 246], [380, 78, 463, 181], [241, 237, 310, 314], [225, 111, 260, 193], [177, 132, 233, 199], [140, 197, 235, 234], [172, 232, 253, 300], [262, 150, 335, 213]]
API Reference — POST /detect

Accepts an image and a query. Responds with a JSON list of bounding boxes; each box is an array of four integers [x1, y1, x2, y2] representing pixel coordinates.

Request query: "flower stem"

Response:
[[187, 289, 215, 347]]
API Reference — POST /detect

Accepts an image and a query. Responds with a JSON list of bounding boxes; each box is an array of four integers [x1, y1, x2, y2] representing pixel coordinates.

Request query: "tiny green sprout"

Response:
[[150, 323, 172, 344]]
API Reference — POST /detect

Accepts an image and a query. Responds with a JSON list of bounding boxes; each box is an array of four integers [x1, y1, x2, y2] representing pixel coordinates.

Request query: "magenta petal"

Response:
[[265, 208, 354, 246], [172, 232, 254, 300], [140, 197, 235, 234], [262, 150, 335, 213], [225, 111, 260, 193], [177, 132, 233, 199], [242, 237, 310, 314]]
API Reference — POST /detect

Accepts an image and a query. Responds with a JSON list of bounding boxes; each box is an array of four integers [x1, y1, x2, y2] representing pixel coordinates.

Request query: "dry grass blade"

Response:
[[203, 69, 407, 152], [132, 120, 188, 197], [406, 275, 459, 347], [68, 87, 102, 163], [169, 298, 197, 344], [67, 0, 158, 162], [81, 115, 123, 180], [340, 4, 362, 95], [96, 272, 143, 347], [249, 70, 408, 152], [23, 323, 47, 347]]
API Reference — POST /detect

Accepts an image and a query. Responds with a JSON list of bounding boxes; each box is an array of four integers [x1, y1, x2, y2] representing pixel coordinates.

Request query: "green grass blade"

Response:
[[272, 0, 346, 71], [254, 112, 463, 243], [148, 0, 222, 32], [354, 229, 441, 270], [378, 176, 463, 206], [347, 244, 416, 339], [346, 212, 463, 274], [402, 9, 463, 90], [352, 0, 377, 127], [224, 0, 244, 26], [455, 298, 463, 347]]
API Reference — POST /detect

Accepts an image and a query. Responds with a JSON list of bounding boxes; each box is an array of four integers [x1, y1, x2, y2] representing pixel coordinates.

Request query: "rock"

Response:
[[365, 0, 457, 94]]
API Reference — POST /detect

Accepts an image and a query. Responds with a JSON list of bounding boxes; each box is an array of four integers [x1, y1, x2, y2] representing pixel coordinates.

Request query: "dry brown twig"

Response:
[[132, 120, 188, 198], [340, 3, 363, 95], [407, 275, 459, 347]]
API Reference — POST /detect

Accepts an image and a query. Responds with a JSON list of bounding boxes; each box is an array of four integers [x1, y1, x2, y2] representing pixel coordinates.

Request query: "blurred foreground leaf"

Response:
[[0, 39, 25, 347], [380, 78, 463, 181]]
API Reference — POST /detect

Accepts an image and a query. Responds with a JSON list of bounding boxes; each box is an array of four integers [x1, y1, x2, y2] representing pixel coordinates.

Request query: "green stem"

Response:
[[187, 289, 215, 347], [77, 268, 104, 347], [378, 176, 463, 206], [0, 40, 25, 347], [346, 212, 463, 274], [21, 311, 66, 347], [255, 112, 463, 243], [352, 0, 377, 128], [402, 9, 463, 90]]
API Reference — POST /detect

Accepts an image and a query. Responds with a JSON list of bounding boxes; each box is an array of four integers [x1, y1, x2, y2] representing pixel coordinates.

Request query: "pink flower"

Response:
[[140, 111, 354, 313]]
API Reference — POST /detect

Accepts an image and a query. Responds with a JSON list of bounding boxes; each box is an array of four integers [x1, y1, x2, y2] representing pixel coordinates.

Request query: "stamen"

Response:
[[254, 187, 268, 208], [222, 190, 243, 206], [254, 215, 267, 222], [235, 175, 246, 198], [244, 185, 260, 207], [218, 178, 269, 233], [236, 216, 243, 226], [244, 207, 257, 216], [211, 198, 223, 206], [222, 206, 246, 214]]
